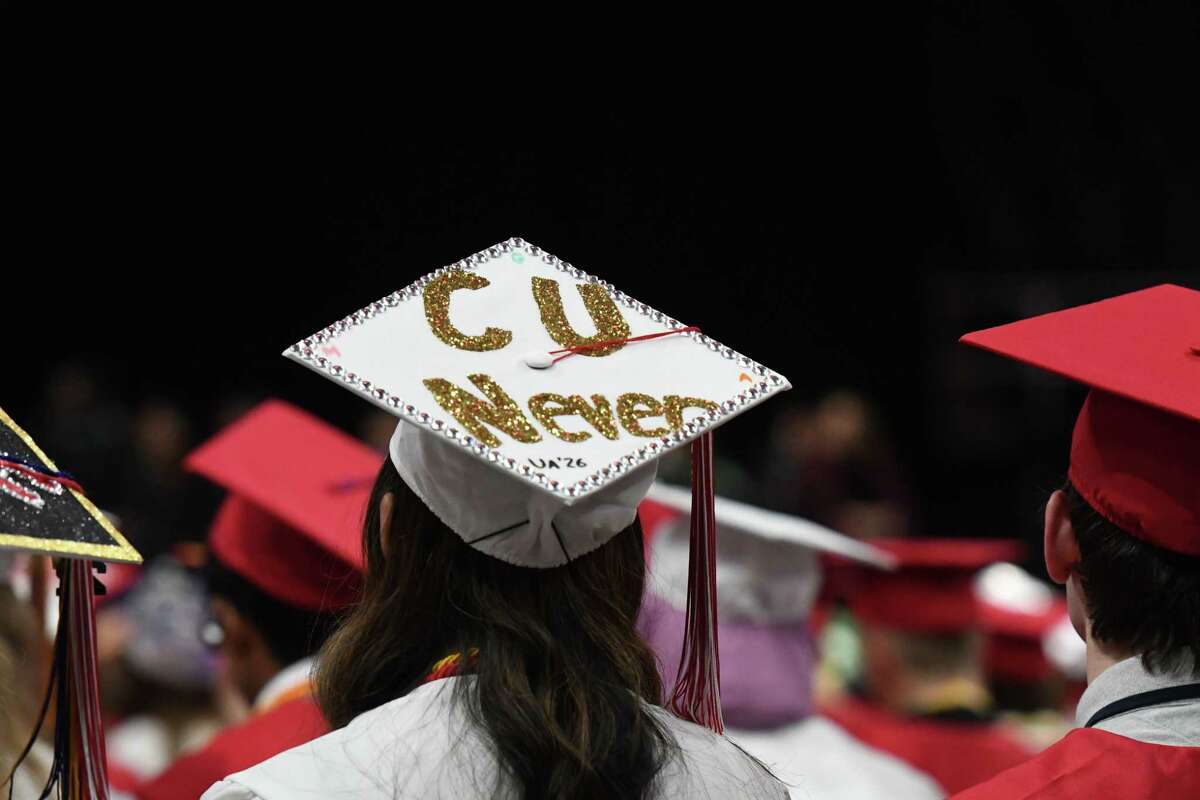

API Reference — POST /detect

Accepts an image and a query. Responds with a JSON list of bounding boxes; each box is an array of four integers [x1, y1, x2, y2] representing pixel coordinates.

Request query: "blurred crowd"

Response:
[[2, 365, 1087, 799]]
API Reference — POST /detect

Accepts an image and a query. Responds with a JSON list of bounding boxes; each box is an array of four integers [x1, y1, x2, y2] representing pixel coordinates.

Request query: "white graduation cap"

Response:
[[645, 482, 895, 625], [284, 236, 790, 568], [284, 236, 791, 734]]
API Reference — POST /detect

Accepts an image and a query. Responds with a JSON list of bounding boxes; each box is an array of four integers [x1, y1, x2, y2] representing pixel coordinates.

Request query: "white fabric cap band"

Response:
[[389, 421, 657, 568]]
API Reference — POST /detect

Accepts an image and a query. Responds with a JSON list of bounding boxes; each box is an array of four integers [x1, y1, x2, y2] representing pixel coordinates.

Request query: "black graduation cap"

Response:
[[0, 407, 140, 563], [1, 406, 140, 799]]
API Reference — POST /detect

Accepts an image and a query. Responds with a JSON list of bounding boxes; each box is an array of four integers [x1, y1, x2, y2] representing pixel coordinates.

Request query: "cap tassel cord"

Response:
[[73, 559, 108, 799], [13, 560, 109, 800], [667, 431, 724, 734]]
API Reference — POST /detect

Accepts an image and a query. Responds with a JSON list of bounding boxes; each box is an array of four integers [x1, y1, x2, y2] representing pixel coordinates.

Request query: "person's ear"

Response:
[[212, 597, 253, 657], [1044, 490, 1080, 585], [378, 492, 395, 558]]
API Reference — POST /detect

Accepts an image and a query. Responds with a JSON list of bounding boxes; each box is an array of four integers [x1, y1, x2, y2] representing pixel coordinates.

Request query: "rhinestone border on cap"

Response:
[[285, 237, 790, 504]]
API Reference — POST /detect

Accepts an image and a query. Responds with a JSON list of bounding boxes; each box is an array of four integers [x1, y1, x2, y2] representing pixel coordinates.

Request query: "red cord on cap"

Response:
[[549, 326, 701, 364]]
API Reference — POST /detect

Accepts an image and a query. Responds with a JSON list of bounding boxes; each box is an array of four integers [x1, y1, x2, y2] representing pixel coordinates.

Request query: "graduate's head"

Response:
[[184, 400, 378, 702], [962, 284, 1200, 677], [848, 539, 1019, 709], [287, 238, 792, 798], [204, 550, 343, 702], [1043, 478, 1200, 676], [316, 454, 673, 798], [1040, 392, 1200, 677]]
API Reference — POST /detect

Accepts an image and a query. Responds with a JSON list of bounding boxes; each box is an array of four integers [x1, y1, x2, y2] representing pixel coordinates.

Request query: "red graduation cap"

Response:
[[850, 539, 1023, 633], [961, 284, 1200, 556], [974, 562, 1069, 683], [184, 400, 383, 610], [979, 598, 1067, 683]]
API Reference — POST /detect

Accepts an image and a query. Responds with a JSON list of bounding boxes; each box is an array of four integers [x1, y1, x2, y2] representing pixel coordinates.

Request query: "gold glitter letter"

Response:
[[528, 393, 620, 442], [617, 393, 670, 437], [664, 396, 719, 430], [423, 270, 512, 352], [423, 374, 541, 447], [531, 277, 631, 357]]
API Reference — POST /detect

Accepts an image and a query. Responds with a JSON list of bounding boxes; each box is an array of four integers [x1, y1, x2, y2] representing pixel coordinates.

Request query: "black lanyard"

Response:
[[1085, 683, 1200, 729]]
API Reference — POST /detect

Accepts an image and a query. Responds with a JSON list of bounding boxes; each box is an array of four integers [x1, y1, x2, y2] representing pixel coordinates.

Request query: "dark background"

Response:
[[6, 3, 1198, 571]]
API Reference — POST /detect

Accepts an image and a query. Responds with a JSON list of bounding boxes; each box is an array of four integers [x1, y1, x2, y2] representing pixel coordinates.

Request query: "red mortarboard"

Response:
[[184, 400, 383, 610], [974, 562, 1069, 683], [961, 284, 1200, 556], [850, 539, 1023, 633], [979, 600, 1067, 683]]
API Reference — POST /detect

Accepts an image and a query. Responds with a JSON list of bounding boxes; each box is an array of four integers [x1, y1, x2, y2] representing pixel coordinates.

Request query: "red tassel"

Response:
[[667, 432, 724, 734], [36, 560, 110, 799], [67, 559, 109, 799], [9, 561, 110, 799]]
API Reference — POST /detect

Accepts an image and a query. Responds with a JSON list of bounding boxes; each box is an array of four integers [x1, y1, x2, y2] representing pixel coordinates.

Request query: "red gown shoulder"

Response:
[[952, 727, 1200, 799], [823, 697, 1032, 794], [135, 696, 329, 800]]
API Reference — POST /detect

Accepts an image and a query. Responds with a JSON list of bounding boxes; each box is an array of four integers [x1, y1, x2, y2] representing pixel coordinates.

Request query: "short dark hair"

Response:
[[1065, 481, 1200, 676], [205, 558, 341, 667]]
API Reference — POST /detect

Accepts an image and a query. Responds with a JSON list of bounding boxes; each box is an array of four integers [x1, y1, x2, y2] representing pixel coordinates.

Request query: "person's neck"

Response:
[[1084, 632, 1134, 684]]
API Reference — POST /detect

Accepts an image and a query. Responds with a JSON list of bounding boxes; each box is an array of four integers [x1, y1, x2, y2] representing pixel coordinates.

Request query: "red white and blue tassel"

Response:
[[7, 559, 109, 800]]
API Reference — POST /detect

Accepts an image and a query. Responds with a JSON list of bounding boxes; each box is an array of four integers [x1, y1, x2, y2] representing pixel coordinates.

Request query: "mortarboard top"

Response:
[[184, 400, 382, 609], [961, 284, 1199, 421], [961, 284, 1200, 555], [0, 407, 140, 564], [643, 483, 894, 624], [283, 237, 791, 569], [850, 538, 1023, 634]]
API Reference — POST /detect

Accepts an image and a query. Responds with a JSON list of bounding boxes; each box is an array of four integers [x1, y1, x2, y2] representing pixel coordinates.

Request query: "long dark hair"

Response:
[[315, 458, 675, 799]]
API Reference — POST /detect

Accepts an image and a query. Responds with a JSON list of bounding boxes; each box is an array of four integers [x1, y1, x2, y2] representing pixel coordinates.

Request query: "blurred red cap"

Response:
[[185, 400, 383, 610], [979, 598, 1067, 683], [850, 539, 1023, 633]]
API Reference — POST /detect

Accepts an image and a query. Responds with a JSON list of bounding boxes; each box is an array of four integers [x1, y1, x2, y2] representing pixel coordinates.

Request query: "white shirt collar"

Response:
[[1075, 653, 1198, 728], [254, 657, 315, 712]]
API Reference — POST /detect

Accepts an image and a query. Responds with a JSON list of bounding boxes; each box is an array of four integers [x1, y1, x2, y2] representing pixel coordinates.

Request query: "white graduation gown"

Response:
[[201, 676, 787, 800], [729, 718, 946, 800]]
